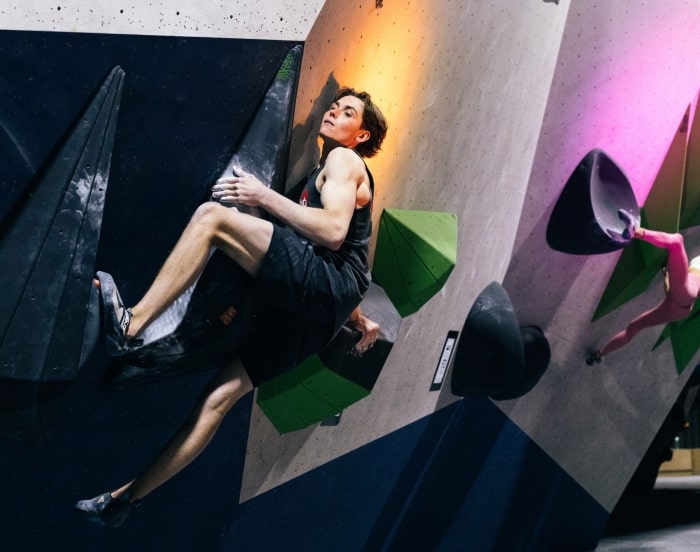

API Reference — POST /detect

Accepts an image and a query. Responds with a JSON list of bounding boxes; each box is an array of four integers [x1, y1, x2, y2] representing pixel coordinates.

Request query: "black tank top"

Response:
[[297, 152, 373, 292]]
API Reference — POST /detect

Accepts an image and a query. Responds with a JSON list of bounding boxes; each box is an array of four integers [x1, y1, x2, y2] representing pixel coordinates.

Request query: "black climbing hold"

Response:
[[547, 149, 639, 255], [451, 282, 525, 398]]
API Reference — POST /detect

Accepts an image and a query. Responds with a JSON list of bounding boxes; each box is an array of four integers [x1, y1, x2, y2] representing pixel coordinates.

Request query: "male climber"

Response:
[[75, 87, 388, 526]]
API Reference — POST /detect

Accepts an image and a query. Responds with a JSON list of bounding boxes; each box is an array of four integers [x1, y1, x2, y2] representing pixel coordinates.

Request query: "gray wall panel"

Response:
[[242, 0, 569, 501], [501, 0, 700, 511]]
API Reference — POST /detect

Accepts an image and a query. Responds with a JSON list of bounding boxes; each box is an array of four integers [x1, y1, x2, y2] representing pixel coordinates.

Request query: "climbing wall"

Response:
[[241, 0, 569, 503], [501, 0, 700, 513], [5, 1, 700, 551]]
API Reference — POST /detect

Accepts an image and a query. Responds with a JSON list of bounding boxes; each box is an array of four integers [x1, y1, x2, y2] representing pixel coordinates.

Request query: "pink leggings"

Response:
[[599, 229, 700, 357]]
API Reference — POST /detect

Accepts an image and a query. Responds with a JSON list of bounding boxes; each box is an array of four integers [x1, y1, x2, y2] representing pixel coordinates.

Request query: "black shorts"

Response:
[[240, 224, 364, 387]]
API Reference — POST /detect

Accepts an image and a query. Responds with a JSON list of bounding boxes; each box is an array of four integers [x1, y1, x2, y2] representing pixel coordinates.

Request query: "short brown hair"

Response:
[[334, 87, 388, 158]]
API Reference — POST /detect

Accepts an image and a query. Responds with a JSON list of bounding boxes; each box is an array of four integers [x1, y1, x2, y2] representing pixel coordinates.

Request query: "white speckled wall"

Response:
[[500, 1, 700, 512], [241, 0, 569, 500], [0, 0, 324, 39]]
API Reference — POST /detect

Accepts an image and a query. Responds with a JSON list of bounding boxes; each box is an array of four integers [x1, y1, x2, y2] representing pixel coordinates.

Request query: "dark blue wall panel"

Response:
[[0, 362, 254, 551], [221, 398, 609, 552], [0, 30, 298, 297], [0, 29, 295, 552]]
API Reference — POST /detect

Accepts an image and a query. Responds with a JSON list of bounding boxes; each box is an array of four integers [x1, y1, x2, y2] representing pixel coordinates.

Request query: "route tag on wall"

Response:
[[431, 330, 458, 391]]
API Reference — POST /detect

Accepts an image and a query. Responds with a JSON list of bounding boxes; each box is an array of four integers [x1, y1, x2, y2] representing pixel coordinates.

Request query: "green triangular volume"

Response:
[[592, 104, 688, 321], [653, 303, 700, 375], [644, 104, 689, 233], [680, 91, 700, 229], [372, 209, 457, 317]]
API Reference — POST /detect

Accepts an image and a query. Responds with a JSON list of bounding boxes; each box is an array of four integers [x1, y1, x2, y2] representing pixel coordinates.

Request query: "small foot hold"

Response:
[[606, 209, 639, 245], [74, 492, 140, 528], [585, 350, 602, 366], [95, 271, 142, 356], [617, 209, 637, 241], [605, 209, 636, 244]]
